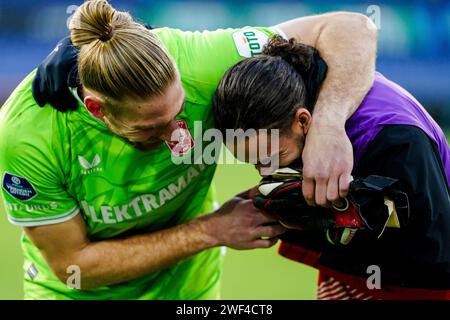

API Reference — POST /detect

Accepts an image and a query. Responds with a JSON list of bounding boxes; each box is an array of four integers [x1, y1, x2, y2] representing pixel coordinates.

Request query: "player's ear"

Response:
[[292, 107, 312, 136], [84, 96, 105, 119]]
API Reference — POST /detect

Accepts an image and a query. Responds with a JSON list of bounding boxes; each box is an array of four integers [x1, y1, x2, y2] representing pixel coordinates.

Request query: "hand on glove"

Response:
[[253, 167, 409, 245]]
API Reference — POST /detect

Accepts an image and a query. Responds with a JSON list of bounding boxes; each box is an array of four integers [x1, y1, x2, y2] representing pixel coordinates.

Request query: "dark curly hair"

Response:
[[213, 35, 327, 134]]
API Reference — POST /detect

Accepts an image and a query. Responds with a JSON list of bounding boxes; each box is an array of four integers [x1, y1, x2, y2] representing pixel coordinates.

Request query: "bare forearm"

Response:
[[276, 12, 378, 205], [61, 216, 216, 289], [27, 196, 283, 291], [313, 12, 377, 123]]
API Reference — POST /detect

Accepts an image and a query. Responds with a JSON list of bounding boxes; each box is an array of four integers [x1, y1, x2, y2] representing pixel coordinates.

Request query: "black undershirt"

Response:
[[283, 125, 450, 289]]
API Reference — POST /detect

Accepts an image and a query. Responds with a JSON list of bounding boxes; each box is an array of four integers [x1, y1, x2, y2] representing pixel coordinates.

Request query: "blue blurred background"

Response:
[[1, 0, 449, 126]]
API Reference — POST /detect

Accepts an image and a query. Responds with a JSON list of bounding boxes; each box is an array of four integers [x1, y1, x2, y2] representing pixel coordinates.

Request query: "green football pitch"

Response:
[[0, 161, 317, 300]]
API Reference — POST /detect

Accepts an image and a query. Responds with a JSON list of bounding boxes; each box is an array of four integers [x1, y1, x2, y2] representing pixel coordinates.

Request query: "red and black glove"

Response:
[[253, 168, 409, 245]]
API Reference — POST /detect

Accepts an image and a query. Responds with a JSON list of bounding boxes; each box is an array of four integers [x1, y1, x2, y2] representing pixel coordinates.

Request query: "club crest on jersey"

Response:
[[232, 29, 269, 57], [166, 120, 195, 156], [2, 172, 37, 201]]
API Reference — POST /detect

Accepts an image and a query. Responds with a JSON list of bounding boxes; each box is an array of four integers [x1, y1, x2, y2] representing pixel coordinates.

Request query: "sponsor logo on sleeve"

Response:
[[3, 200, 58, 212], [2, 173, 38, 201], [232, 29, 270, 57]]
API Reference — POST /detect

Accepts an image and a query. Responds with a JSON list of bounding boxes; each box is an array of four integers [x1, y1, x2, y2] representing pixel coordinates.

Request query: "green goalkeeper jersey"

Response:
[[0, 26, 283, 300]]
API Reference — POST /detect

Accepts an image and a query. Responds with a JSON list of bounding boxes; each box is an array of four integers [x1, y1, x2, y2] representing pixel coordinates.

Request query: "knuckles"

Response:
[[315, 198, 329, 207], [327, 193, 341, 202]]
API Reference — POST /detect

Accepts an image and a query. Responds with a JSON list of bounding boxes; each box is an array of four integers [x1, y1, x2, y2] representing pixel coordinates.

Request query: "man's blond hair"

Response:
[[69, 0, 177, 114]]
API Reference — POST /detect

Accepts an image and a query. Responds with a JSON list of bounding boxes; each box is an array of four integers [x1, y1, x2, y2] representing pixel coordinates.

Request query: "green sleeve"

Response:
[[154, 26, 285, 106], [0, 71, 79, 227]]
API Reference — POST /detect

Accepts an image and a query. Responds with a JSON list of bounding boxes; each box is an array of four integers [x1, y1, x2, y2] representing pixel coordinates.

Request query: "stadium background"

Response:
[[0, 0, 448, 299]]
